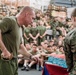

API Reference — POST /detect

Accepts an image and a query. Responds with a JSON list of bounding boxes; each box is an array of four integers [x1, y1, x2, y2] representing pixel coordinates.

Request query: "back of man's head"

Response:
[[71, 8, 76, 17]]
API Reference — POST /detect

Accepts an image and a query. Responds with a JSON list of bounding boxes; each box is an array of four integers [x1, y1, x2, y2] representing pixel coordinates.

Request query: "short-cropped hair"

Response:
[[71, 8, 76, 17]]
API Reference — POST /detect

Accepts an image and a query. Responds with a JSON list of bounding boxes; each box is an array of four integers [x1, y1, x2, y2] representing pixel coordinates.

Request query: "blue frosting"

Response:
[[47, 56, 67, 68]]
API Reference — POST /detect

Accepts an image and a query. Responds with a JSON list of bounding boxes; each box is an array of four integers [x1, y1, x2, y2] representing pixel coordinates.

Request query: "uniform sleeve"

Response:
[[0, 17, 12, 34], [64, 38, 73, 71], [70, 34, 76, 53]]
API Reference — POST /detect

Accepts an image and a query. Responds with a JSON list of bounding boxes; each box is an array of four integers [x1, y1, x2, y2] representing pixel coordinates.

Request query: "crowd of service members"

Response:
[[17, 10, 73, 71], [0, 8, 72, 71]]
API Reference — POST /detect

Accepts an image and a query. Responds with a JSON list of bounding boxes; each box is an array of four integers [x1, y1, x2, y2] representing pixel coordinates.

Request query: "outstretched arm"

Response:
[[18, 43, 32, 58]]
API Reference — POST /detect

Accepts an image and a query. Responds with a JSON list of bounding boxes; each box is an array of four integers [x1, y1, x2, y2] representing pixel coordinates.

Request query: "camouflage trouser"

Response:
[[69, 62, 76, 75]]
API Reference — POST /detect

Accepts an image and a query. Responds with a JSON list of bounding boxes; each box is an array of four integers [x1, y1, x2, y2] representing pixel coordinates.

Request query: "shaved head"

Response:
[[20, 6, 33, 15], [16, 6, 35, 26]]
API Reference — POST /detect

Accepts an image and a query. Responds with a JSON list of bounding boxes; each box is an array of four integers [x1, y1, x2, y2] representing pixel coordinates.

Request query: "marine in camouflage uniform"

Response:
[[50, 18, 59, 38], [64, 28, 76, 75], [50, 17, 64, 38], [64, 8, 76, 75], [50, 18, 56, 37]]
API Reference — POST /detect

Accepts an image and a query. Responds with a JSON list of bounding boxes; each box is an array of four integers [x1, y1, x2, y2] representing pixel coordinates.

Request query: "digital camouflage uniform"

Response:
[[57, 21, 64, 27], [50, 20, 58, 38], [64, 28, 76, 75], [50, 19, 63, 38], [0, 16, 22, 75]]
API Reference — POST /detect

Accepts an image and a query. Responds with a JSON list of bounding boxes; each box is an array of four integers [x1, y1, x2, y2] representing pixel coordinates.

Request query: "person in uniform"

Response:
[[0, 6, 35, 75], [23, 25, 31, 44], [37, 20, 46, 45], [64, 8, 76, 75], [29, 21, 39, 43]]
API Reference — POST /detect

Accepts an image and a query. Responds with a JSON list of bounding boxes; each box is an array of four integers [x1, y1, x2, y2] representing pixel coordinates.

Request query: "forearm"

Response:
[[29, 33, 34, 39], [0, 30, 7, 52], [35, 33, 39, 39], [64, 41, 73, 71], [24, 33, 29, 40], [19, 44, 32, 58], [34, 54, 41, 58], [0, 40, 7, 52], [65, 50, 73, 67]]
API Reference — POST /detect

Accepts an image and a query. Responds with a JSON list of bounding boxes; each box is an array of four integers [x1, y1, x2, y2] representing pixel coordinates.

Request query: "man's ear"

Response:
[[25, 12, 29, 17], [74, 17, 76, 21], [71, 16, 75, 22]]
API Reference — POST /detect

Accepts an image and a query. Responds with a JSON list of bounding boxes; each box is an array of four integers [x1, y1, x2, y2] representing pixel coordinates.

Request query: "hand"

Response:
[[33, 37, 36, 40], [41, 52, 46, 56], [40, 36, 42, 38], [27, 38, 29, 40], [31, 55, 38, 62], [1, 50, 12, 60]]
